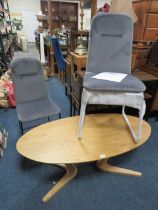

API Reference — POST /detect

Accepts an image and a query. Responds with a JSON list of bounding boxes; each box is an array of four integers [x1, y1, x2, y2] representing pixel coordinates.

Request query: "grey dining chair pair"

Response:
[[10, 57, 61, 135], [78, 13, 146, 143]]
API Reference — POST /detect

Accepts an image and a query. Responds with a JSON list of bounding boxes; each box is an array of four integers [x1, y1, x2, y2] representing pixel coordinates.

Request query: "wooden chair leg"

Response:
[[58, 71, 61, 80]]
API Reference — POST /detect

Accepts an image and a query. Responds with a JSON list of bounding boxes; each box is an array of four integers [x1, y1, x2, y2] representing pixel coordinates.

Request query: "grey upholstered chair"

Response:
[[10, 57, 61, 135], [78, 13, 146, 143]]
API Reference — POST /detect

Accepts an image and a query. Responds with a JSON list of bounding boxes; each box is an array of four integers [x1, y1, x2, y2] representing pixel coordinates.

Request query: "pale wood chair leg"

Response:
[[97, 158, 142, 177], [58, 71, 61, 80], [42, 164, 77, 202]]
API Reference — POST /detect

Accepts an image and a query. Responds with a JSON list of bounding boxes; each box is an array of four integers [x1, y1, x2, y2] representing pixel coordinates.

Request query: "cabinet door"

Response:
[[133, 0, 148, 40], [146, 14, 158, 28], [144, 28, 158, 40], [150, 0, 158, 11]]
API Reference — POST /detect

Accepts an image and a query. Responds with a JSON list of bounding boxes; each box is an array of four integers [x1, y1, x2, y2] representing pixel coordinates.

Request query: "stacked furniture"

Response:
[[66, 39, 158, 119], [77, 13, 146, 143]]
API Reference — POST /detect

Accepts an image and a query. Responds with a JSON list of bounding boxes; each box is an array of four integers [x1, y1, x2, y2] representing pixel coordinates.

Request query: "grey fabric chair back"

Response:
[[10, 57, 48, 103], [86, 13, 133, 74]]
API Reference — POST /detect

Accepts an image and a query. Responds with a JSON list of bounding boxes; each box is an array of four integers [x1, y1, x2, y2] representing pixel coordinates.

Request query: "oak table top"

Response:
[[16, 114, 151, 202], [16, 114, 151, 164]]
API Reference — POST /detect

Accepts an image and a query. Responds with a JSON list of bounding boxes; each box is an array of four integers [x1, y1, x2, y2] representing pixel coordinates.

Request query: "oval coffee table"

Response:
[[16, 114, 151, 202]]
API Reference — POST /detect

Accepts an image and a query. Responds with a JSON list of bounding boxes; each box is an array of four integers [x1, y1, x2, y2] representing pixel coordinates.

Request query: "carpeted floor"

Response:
[[0, 45, 158, 210]]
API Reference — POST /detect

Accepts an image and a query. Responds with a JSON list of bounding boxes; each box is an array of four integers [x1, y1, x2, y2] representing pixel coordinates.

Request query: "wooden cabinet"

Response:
[[41, 1, 78, 32], [70, 52, 87, 73], [133, 0, 158, 41], [150, 0, 158, 10], [146, 14, 158, 28]]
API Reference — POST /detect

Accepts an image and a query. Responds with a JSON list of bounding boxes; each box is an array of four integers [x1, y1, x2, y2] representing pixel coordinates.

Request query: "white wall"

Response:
[[8, 0, 40, 11], [8, 0, 40, 42], [8, 0, 105, 40]]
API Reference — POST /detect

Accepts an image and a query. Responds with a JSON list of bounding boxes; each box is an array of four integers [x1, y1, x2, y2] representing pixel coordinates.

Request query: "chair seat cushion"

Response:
[[83, 72, 146, 93], [17, 98, 60, 122]]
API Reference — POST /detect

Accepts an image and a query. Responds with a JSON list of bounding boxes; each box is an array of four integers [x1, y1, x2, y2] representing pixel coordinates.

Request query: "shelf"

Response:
[[42, 19, 77, 22], [0, 9, 9, 15], [41, 0, 78, 31], [146, 9, 158, 13], [0, 0, 13, 70], [0, 0, 8, 3], [52, 19, 60, 21], [4, 37, 13, 54], [62, 20, 77, 22], [0, 25, 11, 30]]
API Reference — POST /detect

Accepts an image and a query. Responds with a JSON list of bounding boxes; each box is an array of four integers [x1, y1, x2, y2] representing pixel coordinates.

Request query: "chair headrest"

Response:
[[10, 57, 42, 76], [91, 13, 133, 36]]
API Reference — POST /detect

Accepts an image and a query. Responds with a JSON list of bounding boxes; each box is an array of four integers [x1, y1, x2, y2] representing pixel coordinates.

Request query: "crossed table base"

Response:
[[43, 158, 142, 202]]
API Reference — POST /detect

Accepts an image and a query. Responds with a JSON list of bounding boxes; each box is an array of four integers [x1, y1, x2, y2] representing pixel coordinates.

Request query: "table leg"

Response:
[[42, 164, 77, 202], [97, 158, 142, 177]]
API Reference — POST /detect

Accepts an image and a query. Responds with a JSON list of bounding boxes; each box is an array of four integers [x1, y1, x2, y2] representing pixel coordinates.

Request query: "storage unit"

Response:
[[40, 1, 78, 32], [133, 0, 158, 41]]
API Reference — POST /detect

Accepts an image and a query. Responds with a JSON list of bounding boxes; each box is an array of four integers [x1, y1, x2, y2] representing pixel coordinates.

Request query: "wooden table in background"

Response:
[[16, 114, 151, 202], [70, 52, 87, 73]]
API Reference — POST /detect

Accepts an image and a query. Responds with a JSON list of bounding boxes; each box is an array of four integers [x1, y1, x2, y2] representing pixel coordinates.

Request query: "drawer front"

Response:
[[73, 56, 78, 65], [150, 0, 158, 10], [146, 14, 158, 28], [144, 28, 158, 40], [80, 59, 87, 67]]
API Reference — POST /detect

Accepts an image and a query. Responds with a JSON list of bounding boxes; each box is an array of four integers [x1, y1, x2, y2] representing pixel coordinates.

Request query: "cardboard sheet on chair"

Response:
[[92, 72, 127, 82]]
